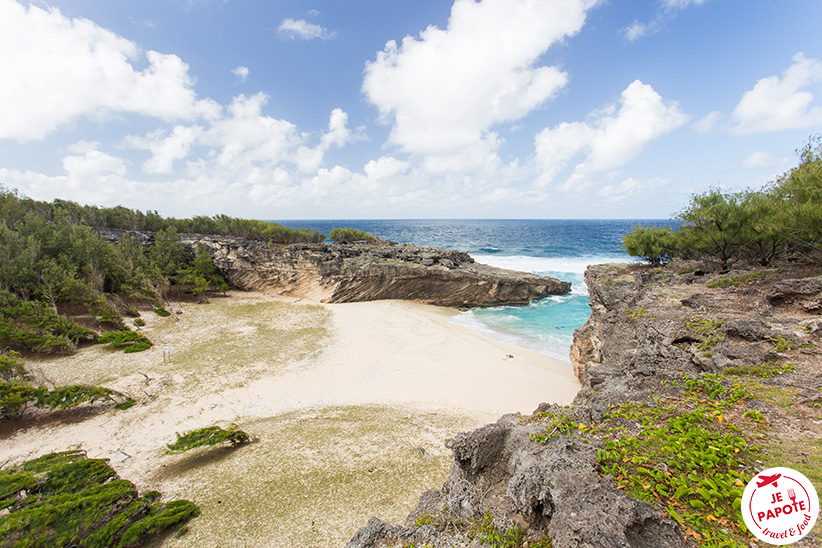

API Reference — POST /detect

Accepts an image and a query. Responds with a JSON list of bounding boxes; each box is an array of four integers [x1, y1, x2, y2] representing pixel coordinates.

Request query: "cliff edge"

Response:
[[347, 260, 822, 548]]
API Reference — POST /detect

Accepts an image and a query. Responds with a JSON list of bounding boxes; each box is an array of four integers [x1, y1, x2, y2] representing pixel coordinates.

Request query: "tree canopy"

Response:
[[624, 136, 822, 267]]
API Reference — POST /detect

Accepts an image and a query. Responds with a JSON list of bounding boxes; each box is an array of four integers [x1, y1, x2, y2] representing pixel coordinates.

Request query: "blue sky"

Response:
[[1, 0, 821, 220]]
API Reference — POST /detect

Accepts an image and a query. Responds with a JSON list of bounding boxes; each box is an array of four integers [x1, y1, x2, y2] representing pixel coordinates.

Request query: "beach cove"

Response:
[[0, 291, 580, 547]]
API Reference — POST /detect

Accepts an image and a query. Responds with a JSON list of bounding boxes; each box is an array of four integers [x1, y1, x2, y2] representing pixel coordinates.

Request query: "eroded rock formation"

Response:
[[183, 235, 570, 307]]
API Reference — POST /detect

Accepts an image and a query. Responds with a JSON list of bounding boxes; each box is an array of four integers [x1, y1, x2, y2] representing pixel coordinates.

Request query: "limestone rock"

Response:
[[183, 235, 570, 307]]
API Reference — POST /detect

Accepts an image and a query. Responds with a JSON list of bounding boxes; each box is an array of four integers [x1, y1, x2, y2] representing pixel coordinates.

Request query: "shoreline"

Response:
[[1, 292, 580, 547]]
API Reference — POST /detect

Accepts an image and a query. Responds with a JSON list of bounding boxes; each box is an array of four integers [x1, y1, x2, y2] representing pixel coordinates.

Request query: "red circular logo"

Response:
[[741, 467, 819, 545]]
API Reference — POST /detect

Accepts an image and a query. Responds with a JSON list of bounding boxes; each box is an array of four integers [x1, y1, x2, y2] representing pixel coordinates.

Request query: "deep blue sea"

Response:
[[275, 220, 660, 364]]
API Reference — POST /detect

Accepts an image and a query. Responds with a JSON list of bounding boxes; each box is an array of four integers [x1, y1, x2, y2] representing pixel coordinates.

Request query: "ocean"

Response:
[[275, 219, 658, 364]]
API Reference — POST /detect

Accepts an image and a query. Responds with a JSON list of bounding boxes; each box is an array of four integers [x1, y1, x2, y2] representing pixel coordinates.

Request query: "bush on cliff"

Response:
[[624, 136, 822, 266], [329, 227, 382, 244], [622, 225, 676, 265]]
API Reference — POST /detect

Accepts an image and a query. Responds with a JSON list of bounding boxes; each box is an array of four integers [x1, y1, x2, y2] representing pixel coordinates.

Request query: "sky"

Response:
[[1, 0, 821, 220]]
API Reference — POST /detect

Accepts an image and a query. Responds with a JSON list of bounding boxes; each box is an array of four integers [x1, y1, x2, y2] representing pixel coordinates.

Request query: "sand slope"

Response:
[[0, 293, 579, 547]]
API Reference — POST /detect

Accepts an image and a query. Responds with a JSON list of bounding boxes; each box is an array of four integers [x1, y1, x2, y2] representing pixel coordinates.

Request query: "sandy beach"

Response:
[[1, 292, 580, 547]]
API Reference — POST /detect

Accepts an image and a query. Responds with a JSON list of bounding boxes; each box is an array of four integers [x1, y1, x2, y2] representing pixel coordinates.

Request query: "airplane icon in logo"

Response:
[[756, 473, 781, 488]]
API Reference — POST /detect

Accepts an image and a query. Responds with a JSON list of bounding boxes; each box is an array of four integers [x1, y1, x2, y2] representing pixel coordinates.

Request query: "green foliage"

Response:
[[153, 305, 171, 317], [96, 329, 153, 353], [0, 290, 94, 353], [165, 424, 251, 454], [533, 375, 755, 547], [705, 270, 772, 288], [133, 318, 145, 327], [1, 381, 134, 421], [0, 450, 199, 547], [0, 187, 326, 357], [624, 136, 822, 265], [0, 351, 28, 382], [627, 308, 649, 319], [622, 225, 676, 265], [722, 361, 796, 378], [686, 318, 728, 352], [328, 227, 382, 244], [0, 351, 134, 421], [766, 335, 796, 353], [0, 381, 39, 420], [175, 243, 226, 298]]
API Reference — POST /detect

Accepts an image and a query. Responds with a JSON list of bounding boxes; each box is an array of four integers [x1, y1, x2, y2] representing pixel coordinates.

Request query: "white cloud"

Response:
[[62, 142, 128, 182], [732, 53, 822, 134], [125, 125, 204, 174], [662, 0, 707, 8], [598, 177, 669, 203], [0, 0, 220, 141], [362, 0, 600, 174], [232, 66, 250, 82], [535, 80, 688, 186], [364, 156, 410, 181], [277, 18, 335, 40], [624, 0, 708, 42], [692, 111, 723, 134], [741, 150, 788, 170]]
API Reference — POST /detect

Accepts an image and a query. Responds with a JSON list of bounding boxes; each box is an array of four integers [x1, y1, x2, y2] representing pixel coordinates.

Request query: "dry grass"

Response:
[[149, 405, 473, 548]]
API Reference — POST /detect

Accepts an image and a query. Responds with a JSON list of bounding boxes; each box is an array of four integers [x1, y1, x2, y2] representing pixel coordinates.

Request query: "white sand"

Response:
[[0, 293, 580, 547], [301, 300, 579, 419]]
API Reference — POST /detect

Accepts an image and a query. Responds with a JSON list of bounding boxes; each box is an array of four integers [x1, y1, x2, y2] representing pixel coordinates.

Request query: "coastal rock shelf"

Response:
[[183, 235, 571, 307]]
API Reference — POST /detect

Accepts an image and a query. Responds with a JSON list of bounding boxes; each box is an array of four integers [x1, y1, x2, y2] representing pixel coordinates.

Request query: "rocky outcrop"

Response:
[[95, 228, 571, 306], [183, 235, 570, 307], [347, 413, 684, 548], [347, 259, 822, 548], [570, 262, 822, 388]]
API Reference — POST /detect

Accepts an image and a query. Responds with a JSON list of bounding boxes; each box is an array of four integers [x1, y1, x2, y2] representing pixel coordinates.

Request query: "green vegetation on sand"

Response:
[[0, 450, 199, 548]]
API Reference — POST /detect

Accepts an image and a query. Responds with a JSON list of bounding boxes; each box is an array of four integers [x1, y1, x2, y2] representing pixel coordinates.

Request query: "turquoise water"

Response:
[[275, 220, 665, 363]]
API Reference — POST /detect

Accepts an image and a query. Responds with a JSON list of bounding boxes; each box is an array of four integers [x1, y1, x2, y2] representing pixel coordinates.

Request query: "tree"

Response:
[[676, 189, 754, 268], [622, 225, 676, 265]]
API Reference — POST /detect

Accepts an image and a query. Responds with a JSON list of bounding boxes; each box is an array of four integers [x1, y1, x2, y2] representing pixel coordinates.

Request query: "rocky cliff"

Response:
[[347, 260, 822, 548], [181, 234, 570, 307]]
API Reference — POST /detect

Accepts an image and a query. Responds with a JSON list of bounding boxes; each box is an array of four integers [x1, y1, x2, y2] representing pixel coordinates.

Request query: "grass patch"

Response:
[[686, 318, 727, 352], [705, 270, 773, 288], [722, 361, 796, 379], [97, 329, 153, 353], [742, 381, 799, 409], [153, 406, 470, 548]]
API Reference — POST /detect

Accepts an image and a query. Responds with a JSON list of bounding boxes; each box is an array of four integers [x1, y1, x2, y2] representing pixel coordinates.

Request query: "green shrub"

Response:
[[0, 290, 94, 353], [0, 451, 199, 547], [0, 350, 28, 382], [328, 227, 382, 244], [154, 305, 171, 317], [97, 329, 153, 353], [622, 225, 676, 265], [165, 424, 251, 454]]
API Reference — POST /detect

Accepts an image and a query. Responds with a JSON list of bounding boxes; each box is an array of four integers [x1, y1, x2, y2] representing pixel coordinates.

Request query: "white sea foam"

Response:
[[472, 253, 635, 275]]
